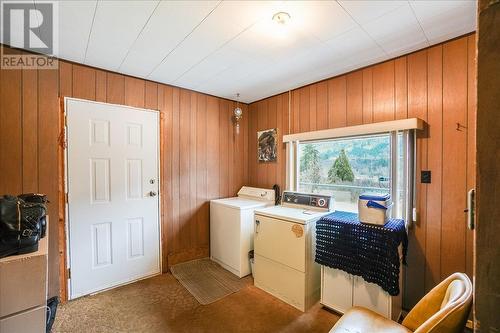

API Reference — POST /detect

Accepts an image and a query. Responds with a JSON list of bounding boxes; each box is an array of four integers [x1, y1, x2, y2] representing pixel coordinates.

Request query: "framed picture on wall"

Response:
[[257, 128, 277, 162]]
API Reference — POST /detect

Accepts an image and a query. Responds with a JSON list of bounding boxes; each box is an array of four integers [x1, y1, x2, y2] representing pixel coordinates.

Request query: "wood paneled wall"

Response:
[[248, 93, 289, 191], [0, 46, 60, 297], [247, 34, 476, 309], [0, 49, 247, 297]]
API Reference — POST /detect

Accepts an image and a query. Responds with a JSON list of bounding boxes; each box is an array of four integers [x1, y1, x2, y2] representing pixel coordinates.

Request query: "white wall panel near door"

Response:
[[66, 98, 160, 299]]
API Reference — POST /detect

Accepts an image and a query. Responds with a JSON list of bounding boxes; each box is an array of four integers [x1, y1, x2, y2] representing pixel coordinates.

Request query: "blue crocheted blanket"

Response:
[[315, 211, 408, 296]]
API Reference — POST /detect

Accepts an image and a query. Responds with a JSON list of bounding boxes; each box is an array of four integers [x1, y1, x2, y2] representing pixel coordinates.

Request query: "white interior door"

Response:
[[66, 98, 160, 299]]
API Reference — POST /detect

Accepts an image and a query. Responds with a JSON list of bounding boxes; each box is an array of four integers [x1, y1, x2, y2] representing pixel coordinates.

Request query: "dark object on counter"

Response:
[[272, 184, 281, 205], [315, 211, 408, 296], [46, 296, 59, 333], [0, 194, 47, 259], [18, 193, 48, 238]]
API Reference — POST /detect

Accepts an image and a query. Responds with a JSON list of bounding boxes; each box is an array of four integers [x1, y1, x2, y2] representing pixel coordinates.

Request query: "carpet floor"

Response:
[[53, 273, 339, 333]]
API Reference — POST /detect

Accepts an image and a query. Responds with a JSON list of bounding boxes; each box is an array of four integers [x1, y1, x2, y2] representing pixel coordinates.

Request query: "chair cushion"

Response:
[[440, 280, 465, 310], [329, 307, 412, 333]]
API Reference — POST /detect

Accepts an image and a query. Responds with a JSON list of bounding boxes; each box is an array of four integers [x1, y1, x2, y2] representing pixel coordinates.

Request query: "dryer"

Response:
[[254, 191, 334, 311], [210, 186, 275, 278]]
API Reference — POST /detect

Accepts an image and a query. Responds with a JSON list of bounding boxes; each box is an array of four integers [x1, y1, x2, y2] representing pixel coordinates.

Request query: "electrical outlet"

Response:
[[421, 170, 431, 183]]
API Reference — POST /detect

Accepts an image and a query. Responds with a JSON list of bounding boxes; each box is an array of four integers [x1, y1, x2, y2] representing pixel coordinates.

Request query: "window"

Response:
[[299, 134, 391, 213], [291, 131, 414, 220]]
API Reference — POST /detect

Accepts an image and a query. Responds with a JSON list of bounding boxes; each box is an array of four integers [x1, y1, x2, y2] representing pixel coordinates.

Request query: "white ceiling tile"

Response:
[[196, 57, 274, 96], [410, 0, 476, 44], [175, 48, 251, 88], [147, 1, 254, 83], [223, 28, 276, 64], [119, 1, 218, 78], [362, 3, 429, 55], [279, 1, 357, 42], [85, 0, 159, 70], [149, 1, 284, 84], [58, 1, 96, 63], [323, 27, 385, 59], [220, 0, 281, 29], [254, 28, 322, 63], [338, 0, 407, 24]]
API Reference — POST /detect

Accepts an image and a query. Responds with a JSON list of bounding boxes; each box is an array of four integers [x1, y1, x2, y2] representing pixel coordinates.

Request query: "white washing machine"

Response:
[[210, 186, 275, 278], [253, 191, 334, 311]]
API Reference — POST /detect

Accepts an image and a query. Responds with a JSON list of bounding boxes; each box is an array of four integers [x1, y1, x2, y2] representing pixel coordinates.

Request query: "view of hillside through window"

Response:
[[299, 135, 391, 213]]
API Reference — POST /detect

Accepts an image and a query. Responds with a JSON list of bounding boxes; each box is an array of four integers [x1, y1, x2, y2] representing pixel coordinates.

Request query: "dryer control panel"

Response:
[[282, 191, 333, 211], [238, 186, 275, 202]]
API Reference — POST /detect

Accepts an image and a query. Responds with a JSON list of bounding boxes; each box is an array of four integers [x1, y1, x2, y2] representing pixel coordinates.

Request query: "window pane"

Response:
[[298, 135, 391, 213]]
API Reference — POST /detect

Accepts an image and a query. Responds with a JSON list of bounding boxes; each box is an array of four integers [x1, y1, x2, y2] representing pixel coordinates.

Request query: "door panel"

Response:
[[127, 217, 145, 259], [90, 159, 111, 203], [254, 215, 305, 272], [126, 159, 143, 199], [67, 98, 160, 299], [352, 276, 390, 317], [254, 254, 306, 311], [92, 222, 112, 268], [321, 267, 353, 314]]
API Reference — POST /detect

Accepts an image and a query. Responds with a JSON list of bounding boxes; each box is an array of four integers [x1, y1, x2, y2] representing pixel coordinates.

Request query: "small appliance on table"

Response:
[[253, 191, 334, 311], [210, 186, 275, 278]]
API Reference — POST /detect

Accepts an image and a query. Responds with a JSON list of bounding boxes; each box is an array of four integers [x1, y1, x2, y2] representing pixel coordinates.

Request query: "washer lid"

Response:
[[211, 197, 270, 210], [254, 205, 331, 224]]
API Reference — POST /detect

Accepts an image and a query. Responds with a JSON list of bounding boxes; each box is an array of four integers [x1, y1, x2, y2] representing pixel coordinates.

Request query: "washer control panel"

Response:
[[282, 191, 333, 211]]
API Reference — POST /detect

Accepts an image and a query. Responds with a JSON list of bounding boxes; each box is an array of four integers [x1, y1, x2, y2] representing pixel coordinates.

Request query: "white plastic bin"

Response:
[[358, 192, 392, 225]]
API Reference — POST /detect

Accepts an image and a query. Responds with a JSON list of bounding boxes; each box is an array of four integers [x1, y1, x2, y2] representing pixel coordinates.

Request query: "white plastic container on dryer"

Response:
[[358, 192, 392, 225]]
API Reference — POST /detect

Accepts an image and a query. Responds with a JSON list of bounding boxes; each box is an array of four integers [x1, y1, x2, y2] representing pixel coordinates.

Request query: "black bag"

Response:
[[0, 194, 47, 258], [18, 193, 48, 238]]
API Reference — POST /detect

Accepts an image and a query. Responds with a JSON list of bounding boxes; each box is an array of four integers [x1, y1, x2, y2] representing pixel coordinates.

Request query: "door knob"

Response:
[[149, 191, 157, 197]]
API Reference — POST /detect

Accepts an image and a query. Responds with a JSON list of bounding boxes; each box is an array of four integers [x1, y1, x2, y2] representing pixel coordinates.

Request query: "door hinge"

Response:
[[65, 193, 69, 203], [64, 114, 67, 127], [67, 268, 71, 279]]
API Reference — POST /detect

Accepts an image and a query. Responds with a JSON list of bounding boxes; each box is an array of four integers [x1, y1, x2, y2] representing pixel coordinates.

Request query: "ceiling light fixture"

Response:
[[272, 11, 291, 25]]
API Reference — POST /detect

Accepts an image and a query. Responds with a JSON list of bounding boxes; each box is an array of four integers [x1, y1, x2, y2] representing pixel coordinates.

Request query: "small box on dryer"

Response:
[[358, 192, 392, 225]]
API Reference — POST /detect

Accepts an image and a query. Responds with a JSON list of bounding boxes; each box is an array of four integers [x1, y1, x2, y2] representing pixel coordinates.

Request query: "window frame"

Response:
[[286, 130, 416, 224]]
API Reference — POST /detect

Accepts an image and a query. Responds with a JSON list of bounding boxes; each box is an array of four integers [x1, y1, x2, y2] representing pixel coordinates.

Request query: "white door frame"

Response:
[[63, 97, 162, 299]]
